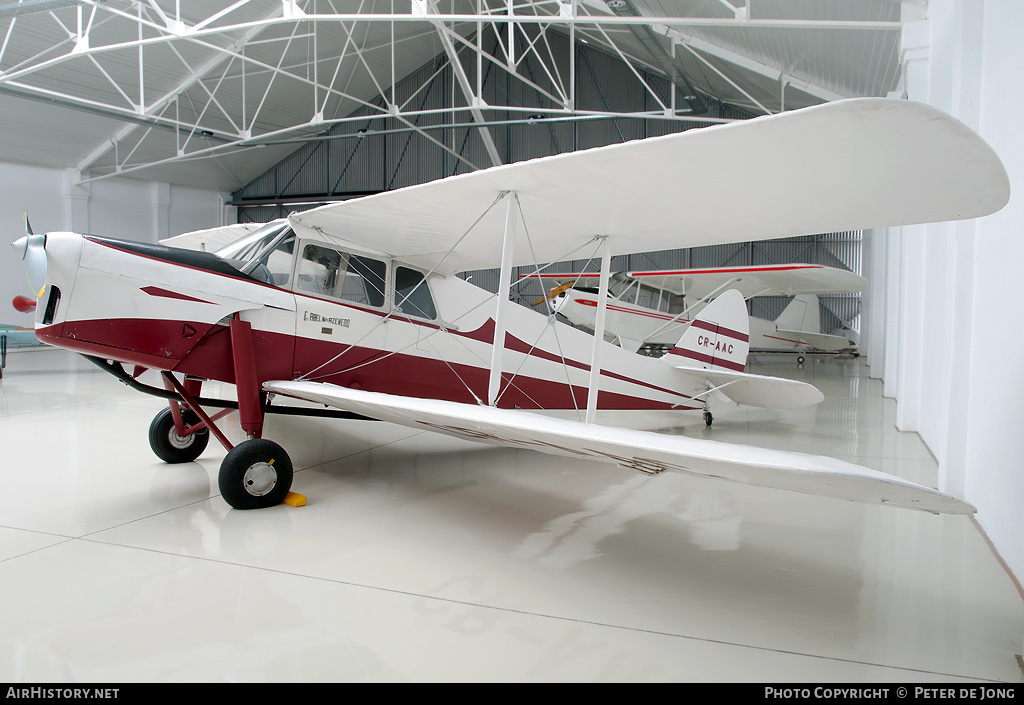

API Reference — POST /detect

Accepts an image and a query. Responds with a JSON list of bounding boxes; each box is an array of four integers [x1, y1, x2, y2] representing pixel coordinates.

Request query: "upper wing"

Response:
[[626, 264, 868, 299], [264, 380, 974, 515], [289, 99, 1008, 275]]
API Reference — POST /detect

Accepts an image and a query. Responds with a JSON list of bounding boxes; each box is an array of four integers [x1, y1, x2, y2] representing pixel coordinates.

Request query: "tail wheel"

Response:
[[149, 407, 210, 463], [219, 439, 293, 510]]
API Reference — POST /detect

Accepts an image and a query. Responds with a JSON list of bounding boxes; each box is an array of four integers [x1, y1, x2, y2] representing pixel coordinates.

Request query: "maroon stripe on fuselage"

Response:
[[438, 314, 687, 400], [668, 347, 746, 372], [46, 316, 700, 411], [687, 318, 749, 342], [141, 286, 215, 304]]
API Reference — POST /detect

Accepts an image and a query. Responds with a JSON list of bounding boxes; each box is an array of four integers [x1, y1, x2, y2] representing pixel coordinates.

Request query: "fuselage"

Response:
[[32, 228, 711, 413]]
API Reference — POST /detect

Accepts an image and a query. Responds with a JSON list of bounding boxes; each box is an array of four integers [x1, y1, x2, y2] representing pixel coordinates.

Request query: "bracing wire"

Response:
[[298, 190, 509, 381]]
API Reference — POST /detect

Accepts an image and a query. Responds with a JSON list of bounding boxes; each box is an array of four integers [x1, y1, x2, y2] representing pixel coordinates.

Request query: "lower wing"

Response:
[[263, 381, 973, 515]]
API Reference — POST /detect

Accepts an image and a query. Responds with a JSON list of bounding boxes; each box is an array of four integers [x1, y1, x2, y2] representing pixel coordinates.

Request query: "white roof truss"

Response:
[[0, 1, 914, 189]]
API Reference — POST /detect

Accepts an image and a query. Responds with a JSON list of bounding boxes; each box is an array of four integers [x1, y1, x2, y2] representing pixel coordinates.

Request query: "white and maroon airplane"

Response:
[[524, 264, 865, 357], [10, 99, 1009, 516]]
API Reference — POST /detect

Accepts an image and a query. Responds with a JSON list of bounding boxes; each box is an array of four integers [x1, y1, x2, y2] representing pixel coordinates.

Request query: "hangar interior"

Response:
[[1, 0, 1023, 682]]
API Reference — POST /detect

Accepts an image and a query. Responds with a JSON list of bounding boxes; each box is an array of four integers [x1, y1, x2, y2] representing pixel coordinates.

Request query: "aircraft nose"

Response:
[[12, 235, 28, 260]]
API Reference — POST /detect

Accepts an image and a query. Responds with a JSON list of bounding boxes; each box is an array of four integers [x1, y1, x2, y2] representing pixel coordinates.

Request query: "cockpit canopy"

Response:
[[215, 219, 436, 320]]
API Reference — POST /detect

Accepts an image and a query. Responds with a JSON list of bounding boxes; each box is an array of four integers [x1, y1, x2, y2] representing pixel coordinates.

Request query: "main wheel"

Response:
[[149, 406, 210, 463], [219, 439, 293, 510], [703, 409, 713, 427]]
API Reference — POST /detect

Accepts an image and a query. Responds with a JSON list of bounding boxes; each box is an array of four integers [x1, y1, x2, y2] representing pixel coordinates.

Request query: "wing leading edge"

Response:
[[263, 381, 974, 516], [626, 264, 869, 299]]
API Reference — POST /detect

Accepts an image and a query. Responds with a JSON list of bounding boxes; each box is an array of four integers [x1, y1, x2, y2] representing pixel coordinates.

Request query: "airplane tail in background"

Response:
[[664, 289, 749, 372], [665, 289, 825, 412], [774, 294, 821, 333], [772, 294, 855, 352]]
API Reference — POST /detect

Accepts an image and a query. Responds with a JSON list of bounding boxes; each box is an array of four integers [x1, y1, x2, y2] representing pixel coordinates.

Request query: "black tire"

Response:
[[703, 409, 713, 427], [219, 439, 293, 510], [149, 406, 210, 463], [797, 355, 806, 364]]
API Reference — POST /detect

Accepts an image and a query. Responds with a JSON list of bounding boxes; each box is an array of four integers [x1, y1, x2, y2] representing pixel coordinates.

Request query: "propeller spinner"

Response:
[[11, 215, 46, 299]]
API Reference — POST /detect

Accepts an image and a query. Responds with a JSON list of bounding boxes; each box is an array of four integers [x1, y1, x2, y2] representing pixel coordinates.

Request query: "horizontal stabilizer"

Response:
[[672, 367, 825, 409], [774, 329, 855, 352], [264, 381, 974, 515]]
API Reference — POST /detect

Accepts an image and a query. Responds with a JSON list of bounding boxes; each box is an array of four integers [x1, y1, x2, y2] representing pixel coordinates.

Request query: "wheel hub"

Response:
[[242, 462, 278, 497], [168, 428, 194, 450]]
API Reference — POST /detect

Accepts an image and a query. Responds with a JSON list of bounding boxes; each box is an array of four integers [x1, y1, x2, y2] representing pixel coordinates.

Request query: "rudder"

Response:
[[774, 294, 820, 333], [665, 289, 750, 371]]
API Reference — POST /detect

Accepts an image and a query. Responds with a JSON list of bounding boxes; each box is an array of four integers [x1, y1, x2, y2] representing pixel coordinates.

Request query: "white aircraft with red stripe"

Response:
[[10, 99, 1009, 517], [526, 263, 865, 355]]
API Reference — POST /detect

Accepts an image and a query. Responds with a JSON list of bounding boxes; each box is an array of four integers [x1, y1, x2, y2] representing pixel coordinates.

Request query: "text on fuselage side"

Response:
[[304, 311, 351, 327]]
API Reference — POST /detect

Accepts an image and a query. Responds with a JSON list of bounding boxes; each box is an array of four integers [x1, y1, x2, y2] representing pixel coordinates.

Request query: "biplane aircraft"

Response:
[[524, 264, 865, 358], [10, 99, 1009, 516]]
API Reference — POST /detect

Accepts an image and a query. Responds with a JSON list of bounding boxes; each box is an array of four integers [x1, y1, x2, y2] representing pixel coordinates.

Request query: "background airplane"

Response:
[[524, 264, 865, 359]]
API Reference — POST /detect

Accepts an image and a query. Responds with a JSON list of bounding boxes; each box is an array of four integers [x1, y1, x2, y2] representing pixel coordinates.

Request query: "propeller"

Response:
[[531, 281, 573, 306], [11, 214, 46, 299]]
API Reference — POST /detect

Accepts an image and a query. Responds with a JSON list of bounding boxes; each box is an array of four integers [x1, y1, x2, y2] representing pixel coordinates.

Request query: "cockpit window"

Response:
[[635, 284, 673, 313], [247, 232, 295, 286], [212, 221, 295, 286], [394, 266, 436, 320], [215, 220, 288, 263], [297, 243, 387, 308]]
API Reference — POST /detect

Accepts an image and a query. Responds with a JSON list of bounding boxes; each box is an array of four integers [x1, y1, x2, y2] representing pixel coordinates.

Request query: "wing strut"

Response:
[[487, 191, 517, 406], [643, 275, 741, 344], [585, 236, 611, 423]]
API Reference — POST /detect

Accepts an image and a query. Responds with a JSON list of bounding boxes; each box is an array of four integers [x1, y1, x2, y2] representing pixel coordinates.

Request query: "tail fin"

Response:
[[774, 294, 820, 333], [665, 289, 749, 372]]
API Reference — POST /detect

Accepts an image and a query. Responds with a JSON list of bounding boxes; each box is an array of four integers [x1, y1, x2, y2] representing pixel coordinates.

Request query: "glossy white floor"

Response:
[[0, 347, 1021, 683]]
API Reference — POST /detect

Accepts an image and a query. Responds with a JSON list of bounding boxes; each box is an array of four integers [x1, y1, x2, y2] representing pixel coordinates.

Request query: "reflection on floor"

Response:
[[1, 348, 1021, 682]]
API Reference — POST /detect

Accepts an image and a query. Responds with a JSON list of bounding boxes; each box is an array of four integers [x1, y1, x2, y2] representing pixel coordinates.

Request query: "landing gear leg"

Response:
[[153, 316, 295, 510], [216, 315, 293, 510]]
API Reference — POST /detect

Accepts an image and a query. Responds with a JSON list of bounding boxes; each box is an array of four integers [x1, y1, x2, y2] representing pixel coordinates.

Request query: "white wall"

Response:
[[2, 162, 232, 327], [869, 0, 1024, 580]]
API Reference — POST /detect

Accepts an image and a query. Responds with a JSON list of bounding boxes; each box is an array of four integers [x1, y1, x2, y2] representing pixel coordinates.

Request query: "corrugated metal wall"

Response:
[[233, 27, 753, 212], [232, 27, 862, 337]]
